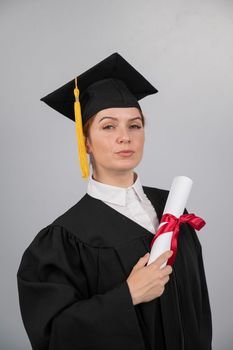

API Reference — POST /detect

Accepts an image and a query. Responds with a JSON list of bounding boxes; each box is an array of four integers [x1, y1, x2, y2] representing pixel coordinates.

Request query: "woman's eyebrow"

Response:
[[98, 116, 142, 123]]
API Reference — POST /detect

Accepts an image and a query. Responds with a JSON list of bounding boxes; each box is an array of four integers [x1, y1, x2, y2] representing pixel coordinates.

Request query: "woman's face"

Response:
[[85, 107, 145, 175]]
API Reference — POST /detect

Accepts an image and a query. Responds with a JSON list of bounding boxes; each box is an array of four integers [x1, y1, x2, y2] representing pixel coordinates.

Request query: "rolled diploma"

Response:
[[147, 176, 193, 268]]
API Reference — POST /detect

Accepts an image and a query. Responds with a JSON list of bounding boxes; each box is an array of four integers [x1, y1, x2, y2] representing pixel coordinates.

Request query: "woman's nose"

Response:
[[117, 128, 131, 143]]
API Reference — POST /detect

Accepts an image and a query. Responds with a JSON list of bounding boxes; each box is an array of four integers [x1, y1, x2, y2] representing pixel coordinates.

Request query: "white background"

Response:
[[1, 0, 233, 349]]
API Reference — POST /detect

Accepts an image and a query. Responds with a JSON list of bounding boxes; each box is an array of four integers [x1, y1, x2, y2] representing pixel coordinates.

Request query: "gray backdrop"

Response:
[[1, 0, 233, 349]]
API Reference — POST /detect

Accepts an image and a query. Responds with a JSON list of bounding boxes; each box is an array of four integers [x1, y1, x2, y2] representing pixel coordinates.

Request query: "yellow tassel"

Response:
[[74, 77, 90, 179]]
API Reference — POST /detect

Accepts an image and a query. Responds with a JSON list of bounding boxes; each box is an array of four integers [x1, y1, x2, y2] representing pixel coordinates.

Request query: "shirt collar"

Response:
[[86, 172, 145, 206]]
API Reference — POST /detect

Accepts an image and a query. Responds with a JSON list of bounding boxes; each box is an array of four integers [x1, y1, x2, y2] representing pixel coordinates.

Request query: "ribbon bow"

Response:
[[149, 213, 206, 266]]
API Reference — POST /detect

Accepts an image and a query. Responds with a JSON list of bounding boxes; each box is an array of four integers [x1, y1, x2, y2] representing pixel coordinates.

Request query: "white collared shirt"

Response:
[[86, 172, 159, 234]]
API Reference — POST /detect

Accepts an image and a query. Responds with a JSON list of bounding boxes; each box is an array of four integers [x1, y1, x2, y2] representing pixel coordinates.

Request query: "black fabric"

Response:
[[40, 52, 158, 123], [17, 186, 212, 350]]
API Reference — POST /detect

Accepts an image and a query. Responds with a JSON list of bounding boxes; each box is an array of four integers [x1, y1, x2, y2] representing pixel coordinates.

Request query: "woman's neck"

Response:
[[92, 170, 136, 188]]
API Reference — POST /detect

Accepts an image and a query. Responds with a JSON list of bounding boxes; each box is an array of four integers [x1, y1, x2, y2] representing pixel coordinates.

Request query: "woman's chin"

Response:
[[110, 161, 139, 172]]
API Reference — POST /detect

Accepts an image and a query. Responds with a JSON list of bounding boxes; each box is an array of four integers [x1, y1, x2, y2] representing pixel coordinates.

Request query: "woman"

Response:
[[17, 52, 212, 350]]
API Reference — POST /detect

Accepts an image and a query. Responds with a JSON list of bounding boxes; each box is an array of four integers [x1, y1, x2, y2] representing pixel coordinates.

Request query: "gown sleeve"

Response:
[[17, 225, 146, 350], [184, 208, 213, 346]]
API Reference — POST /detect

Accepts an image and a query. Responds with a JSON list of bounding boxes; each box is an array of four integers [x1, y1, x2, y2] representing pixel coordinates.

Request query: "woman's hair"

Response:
[[83, 108, 145, 170]]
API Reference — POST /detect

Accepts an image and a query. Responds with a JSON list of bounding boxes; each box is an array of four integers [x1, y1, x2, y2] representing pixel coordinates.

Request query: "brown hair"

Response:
[[83, 108, 145, 170]]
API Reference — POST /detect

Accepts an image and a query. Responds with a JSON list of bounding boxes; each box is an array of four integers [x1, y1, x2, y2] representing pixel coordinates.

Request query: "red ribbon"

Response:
[[149, 213, 206, 266]]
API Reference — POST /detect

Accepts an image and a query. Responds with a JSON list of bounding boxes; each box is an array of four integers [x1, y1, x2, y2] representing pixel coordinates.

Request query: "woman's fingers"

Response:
[[163, 274, 170, 284], [127, 250, 174, 305], [150, 250, 173, 269]]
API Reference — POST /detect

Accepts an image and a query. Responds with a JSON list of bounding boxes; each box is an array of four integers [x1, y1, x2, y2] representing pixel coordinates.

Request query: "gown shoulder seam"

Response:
[[49, 224, 151, 250]]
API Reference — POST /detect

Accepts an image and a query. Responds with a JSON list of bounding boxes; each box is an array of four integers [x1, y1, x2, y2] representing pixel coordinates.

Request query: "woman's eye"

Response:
[[103, 124, 114, 129], [102, 124, 142, 130], [130, 124, 142, 129]]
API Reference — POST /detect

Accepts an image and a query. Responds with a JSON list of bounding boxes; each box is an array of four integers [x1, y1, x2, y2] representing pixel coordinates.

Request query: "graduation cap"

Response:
[[40, 52, 158, 179]]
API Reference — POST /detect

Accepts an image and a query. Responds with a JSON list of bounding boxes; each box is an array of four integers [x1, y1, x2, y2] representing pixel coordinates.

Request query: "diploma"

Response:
[[147, 176, 205, 268]]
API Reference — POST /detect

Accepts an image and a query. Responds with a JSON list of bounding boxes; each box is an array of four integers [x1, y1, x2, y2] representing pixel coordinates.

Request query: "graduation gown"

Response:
[[17, 186, 212, 350]]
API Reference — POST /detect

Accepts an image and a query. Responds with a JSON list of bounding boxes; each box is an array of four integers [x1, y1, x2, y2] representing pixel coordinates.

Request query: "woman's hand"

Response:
[[126, 250, 173, 305]]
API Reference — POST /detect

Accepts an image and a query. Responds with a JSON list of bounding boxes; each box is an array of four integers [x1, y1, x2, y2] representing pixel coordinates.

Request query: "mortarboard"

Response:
[[40, 52, 158, 179]]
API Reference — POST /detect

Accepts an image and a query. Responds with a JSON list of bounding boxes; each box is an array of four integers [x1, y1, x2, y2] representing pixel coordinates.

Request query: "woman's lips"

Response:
[[116, 151, 134, 157]]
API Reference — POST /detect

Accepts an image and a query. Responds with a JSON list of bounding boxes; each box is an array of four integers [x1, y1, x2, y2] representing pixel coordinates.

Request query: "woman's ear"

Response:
[[85, 136, 91, 154]]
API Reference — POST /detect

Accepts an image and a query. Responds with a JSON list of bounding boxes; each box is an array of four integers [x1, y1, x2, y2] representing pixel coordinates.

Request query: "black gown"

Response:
[[17, 185, 212, 350]]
